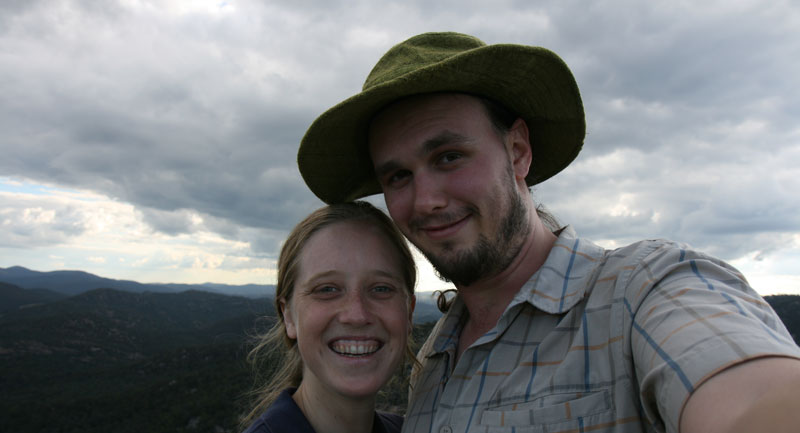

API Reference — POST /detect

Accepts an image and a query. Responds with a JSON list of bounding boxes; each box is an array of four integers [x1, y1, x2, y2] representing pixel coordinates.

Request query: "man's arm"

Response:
[[680, 356, 800, 433]]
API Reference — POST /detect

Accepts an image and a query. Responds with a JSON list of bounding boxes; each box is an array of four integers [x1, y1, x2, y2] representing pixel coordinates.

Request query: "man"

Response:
[[296, 32, 800, 433]]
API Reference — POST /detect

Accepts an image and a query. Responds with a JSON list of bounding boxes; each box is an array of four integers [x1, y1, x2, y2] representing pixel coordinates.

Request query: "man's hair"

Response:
[[476, 95, 518, 137]]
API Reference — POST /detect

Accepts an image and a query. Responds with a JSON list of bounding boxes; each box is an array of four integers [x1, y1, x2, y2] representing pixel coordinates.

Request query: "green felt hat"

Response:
[[298, 32, 585, 204]]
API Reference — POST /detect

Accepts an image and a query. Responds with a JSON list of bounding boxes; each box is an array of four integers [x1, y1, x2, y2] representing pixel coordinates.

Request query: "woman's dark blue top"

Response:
[[243, 388, 403, 433]]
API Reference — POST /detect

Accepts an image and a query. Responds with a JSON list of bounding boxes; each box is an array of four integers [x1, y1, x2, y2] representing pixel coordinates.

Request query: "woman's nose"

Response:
[[338, 291, 372, 325]]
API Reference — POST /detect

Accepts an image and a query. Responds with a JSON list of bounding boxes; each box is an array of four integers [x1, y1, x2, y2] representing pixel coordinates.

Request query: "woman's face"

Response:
[[282, 220, 415, 401]]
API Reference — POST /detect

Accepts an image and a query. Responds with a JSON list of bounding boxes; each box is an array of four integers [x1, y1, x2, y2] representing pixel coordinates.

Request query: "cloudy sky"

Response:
[[1, 0, 798, 295]]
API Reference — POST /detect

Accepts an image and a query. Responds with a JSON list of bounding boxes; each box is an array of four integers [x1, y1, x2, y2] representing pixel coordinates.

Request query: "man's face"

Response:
[[368, 93, 530, 286]]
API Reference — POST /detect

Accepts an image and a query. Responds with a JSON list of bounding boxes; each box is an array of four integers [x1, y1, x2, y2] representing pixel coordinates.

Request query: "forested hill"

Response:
[[0, 283, 437, 432], [0, 281, 797, 432], [763, 294, 800, 343]]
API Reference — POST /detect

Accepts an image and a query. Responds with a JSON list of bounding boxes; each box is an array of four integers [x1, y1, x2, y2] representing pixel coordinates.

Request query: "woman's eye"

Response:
[[312, 285, 340, 297], [371, 285, 397, 298]]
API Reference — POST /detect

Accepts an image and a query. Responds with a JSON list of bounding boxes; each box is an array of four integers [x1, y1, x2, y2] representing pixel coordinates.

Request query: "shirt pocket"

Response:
[[480, 389, 612, 427]]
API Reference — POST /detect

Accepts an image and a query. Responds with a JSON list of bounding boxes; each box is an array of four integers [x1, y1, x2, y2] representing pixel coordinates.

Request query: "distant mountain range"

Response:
[[0, 265, 276, 298], [0, 265, 445, 323]]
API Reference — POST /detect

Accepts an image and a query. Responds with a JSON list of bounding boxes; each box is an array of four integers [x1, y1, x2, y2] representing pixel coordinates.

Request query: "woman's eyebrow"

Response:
[[302, 269, 341, 284], [369, 269, 404, 282]]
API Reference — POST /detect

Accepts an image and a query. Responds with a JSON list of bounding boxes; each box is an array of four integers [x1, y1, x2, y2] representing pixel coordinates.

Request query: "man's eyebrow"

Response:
[[373, 160, 401, 180], [421, 131, 472, 154], [373, 131, 472, 178]]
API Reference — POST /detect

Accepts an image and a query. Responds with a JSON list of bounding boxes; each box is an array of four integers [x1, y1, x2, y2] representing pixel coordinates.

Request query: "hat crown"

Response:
[[299, 31, 585, 204], [363, 32, 486, 90]]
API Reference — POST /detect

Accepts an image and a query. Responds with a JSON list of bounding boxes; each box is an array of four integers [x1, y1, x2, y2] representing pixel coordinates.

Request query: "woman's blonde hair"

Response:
[[242, 201, 417, 426]]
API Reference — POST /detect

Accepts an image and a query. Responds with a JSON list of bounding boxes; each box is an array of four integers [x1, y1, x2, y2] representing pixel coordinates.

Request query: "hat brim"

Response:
[[298, 43, 585, 204]]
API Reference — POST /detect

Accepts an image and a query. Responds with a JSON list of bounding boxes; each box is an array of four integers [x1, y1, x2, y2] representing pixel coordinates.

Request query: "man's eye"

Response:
[[387, 170, 411, 185], [439, 152, 462, 164]]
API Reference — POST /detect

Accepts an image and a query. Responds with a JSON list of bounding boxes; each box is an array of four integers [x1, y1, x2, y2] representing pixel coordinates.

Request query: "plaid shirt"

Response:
[[404, 227, 800, 433]]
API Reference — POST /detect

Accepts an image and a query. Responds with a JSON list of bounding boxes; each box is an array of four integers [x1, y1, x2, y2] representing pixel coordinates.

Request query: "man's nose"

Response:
[[412, 172, 446, 214]]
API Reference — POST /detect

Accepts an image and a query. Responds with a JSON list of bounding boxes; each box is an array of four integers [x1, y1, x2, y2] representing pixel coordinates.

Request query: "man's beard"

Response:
[[421, 184, 530, 287]]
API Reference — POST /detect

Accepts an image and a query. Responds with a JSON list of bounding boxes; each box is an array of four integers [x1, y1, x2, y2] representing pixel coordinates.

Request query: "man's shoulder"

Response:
[[605, 237, 682, 262], [560, 225, 688, 255], [565, 230, 701, 274], [556, 230, 741, 301], [604, 236, 734, 276]]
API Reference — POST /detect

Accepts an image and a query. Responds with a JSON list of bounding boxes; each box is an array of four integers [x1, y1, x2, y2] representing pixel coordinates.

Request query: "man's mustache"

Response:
[[408, 207, 479, 232]]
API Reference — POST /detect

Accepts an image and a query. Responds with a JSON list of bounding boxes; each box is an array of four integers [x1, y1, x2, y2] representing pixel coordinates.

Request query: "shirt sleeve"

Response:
[[622, 242, 800, 433]]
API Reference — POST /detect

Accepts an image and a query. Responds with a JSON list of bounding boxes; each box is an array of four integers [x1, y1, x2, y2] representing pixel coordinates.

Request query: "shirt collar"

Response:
[[515, 225, 606, 315], [427, 226, 607, 355]]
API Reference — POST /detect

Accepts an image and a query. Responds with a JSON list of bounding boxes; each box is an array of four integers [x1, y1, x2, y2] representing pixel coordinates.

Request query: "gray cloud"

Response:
[[1, 0, 324, 236], [1, 0, 799, 269], [0, 194, 89, 248]]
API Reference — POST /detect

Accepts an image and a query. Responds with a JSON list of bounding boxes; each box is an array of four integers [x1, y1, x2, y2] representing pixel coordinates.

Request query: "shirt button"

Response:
[[439, 426, 453, 433]]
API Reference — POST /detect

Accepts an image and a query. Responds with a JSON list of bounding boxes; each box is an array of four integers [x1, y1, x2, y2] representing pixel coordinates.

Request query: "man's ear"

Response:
[[507, 118, 532, 182], [280, 298, 297, 339]]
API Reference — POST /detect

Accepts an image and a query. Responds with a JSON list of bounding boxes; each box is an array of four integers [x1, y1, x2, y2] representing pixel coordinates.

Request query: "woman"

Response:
[[242, 201, 417, 433]]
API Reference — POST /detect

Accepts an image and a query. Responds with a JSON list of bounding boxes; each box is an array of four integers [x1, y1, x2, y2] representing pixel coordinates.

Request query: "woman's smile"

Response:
[[329, 338, 383, 357]]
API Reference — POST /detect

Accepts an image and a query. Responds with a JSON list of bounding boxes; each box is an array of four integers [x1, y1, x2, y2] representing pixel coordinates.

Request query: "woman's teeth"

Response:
[[331, 340, 380, 356]]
